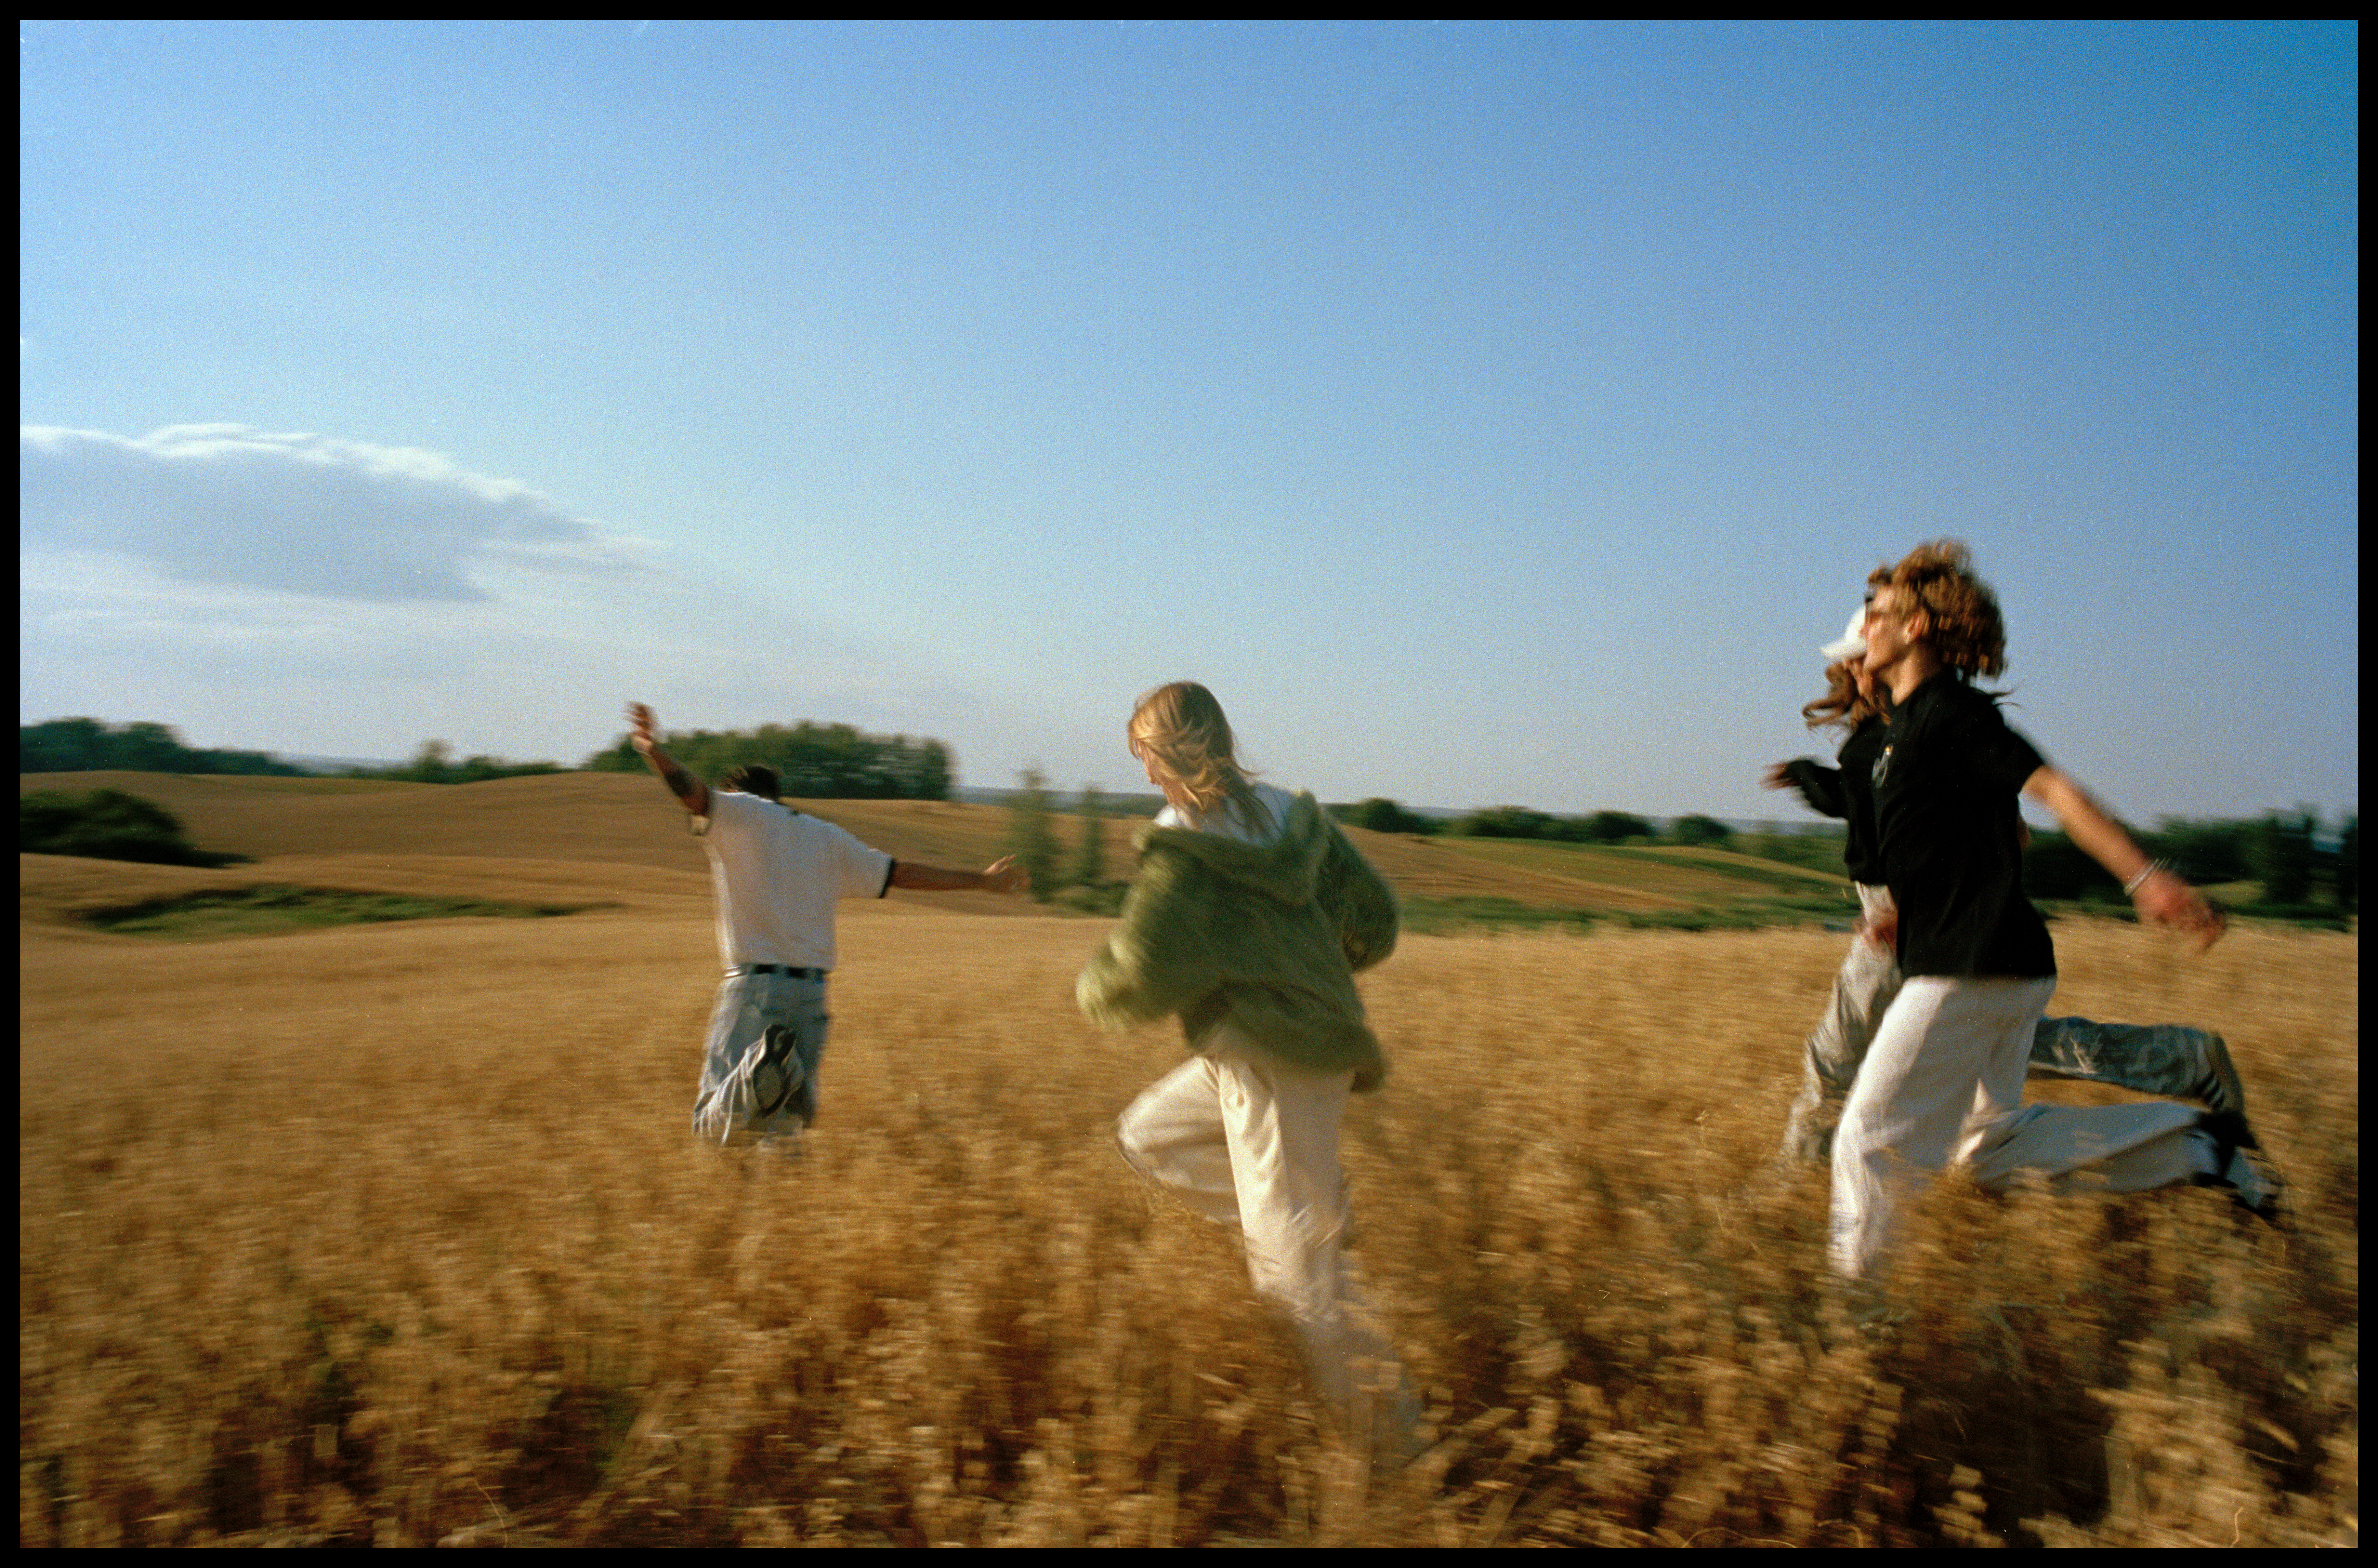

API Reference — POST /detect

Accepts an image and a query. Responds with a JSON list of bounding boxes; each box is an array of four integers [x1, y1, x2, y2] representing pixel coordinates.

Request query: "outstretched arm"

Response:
[[890, 855, 1029, 895], [1765, 759, 1850, 819], [627, 702, 709, 815], [2023, 766, 2222, 950]]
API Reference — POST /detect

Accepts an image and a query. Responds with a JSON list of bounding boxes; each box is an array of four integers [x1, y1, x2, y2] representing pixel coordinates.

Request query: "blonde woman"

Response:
[[1075, 682, 1412, 1438]]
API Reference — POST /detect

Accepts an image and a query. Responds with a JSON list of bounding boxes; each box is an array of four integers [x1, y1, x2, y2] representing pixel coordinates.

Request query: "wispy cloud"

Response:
[[19, 424, 656, 602]]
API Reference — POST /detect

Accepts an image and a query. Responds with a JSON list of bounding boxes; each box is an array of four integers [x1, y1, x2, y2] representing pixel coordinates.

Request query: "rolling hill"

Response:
[[21, 770, 1849, 927]]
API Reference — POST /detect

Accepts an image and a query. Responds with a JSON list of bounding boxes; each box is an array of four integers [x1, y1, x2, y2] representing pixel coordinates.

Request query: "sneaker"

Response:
[[2197, 1111, 2286, 1226], [2194, 1033, 2256, 1145], [749, 1025, 806, 1120]]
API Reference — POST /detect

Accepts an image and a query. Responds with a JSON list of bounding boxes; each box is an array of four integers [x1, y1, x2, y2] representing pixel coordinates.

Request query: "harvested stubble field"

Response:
[[18, 788, 2358, 1547]]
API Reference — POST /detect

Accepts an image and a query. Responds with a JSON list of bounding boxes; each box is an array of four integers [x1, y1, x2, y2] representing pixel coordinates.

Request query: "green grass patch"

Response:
[[1399, 896, 1602, 936], [1401, 889, 1859, 937], [1428, 836, 1849, 901], [1583, 843, 1851, 892], [86, 885, 613, 940]]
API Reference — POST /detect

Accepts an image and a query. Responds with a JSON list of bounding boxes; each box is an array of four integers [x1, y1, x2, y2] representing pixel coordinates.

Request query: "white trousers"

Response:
[[1116, 1029, 1406, 1420], [1830, 975, 2218, 1279]]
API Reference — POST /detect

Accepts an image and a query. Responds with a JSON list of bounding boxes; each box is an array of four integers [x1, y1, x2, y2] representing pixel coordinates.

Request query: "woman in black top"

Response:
[[1826, 544, 2277, 1281]]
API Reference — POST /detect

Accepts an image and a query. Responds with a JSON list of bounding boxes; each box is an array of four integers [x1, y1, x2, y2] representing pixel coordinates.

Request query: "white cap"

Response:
[[1819, 607, 1867, 662]]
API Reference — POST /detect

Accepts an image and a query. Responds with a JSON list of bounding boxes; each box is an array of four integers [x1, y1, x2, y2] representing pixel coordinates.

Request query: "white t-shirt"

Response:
[[691, 789, 893, 970], [1153, 781, 1296, 846]]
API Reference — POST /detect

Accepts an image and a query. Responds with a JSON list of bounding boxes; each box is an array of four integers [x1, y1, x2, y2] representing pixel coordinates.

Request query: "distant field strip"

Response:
[[19, 773, 1845, 922], [86, 885, 614, 940], [1412, 837, 1852, 912]]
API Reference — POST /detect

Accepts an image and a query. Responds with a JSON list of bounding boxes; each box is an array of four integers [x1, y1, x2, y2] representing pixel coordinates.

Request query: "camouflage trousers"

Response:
[[1779, 894, 2239, 1165]]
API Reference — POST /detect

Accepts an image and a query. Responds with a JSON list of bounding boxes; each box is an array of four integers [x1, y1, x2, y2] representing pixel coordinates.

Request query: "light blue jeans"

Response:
[[692, 969, 830, 1146]]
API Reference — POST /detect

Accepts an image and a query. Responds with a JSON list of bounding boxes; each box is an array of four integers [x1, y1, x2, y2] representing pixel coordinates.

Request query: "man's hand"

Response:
[[2133, 867, 2225, 953], [889, 856, 1031, 894], [625, 701, 707, 813], [1860, 907, 1898, 953]]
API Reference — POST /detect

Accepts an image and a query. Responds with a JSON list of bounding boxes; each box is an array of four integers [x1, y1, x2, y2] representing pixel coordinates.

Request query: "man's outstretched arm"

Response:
[[627, 702, 709, 815], [889, 855, 1029, 896], [2023, 765, 2222, 950]]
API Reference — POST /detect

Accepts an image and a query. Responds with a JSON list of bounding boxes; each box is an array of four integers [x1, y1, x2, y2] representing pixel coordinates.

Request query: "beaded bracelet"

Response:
[[2122, 859, 2169, 896]]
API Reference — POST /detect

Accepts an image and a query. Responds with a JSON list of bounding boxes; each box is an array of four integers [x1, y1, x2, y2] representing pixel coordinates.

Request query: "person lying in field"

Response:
[[1075, 681, 1417, 1446], [1764, 619, 2265, 1168], [1822, 543, 2283, 1285], [627, 702, 1028, 1150]]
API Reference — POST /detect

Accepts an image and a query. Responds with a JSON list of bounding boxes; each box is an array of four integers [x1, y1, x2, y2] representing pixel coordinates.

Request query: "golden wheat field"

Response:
[[18, 788, 2359, 1547]]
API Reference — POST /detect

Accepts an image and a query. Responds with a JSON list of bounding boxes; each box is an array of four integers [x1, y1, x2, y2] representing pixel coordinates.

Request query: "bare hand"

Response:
[[1860, 908, 1898, 952], [982, 855, 1028, 896], [627, 702, 660, 756], [2133, 868, 2224, 953], [1762, 762, 1794, 791]]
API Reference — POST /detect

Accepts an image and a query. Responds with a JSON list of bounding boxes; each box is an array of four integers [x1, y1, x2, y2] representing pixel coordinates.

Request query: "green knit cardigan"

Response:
[[1074, 791, 1398, 1090]]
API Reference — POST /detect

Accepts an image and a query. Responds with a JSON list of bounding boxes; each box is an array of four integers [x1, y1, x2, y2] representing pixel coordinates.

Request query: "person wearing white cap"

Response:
[[1764, 616, 2261, 1168], [1818, 542, 2281, 1284], [1763, 612, 1897, 1161]]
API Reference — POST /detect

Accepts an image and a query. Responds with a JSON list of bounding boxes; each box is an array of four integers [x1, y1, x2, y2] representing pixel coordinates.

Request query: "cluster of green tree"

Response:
[[20, 788, 247, 867], [2024, 809, 2358, 916], [1330, 798, 1445, 835], [1004, 770, 1126, 912], [1449, 806, 1737, 844], [1332, 798, 1738, 848], [21, 718, 306, 777], [586, 721, 952, 800], [333, 741, 570, 785]]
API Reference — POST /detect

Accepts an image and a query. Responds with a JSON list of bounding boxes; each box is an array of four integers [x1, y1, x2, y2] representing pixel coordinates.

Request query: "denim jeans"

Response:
[[691, 969, 830, 1146], [1779, 886, 2236, 1163]]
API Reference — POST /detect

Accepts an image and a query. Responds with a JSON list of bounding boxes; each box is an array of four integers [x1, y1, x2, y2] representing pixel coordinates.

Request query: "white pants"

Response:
[[1116, 1029, 1406, 1422], [1830, 976, 2218, 1279]]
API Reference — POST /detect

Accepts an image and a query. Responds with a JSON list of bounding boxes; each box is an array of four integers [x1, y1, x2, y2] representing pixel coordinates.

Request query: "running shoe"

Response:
[[749, 1024, 806, 1120], [2195, 1032, 2256, 1145], [2197, 1110, 2286, 1227]]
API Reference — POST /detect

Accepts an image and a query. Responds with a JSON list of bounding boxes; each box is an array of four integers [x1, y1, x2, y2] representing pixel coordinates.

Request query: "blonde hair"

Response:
[[1128, 681, 1268, 833]]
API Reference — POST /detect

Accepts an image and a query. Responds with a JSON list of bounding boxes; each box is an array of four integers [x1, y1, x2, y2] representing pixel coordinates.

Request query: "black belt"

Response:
[[731, 964, 824, 980]]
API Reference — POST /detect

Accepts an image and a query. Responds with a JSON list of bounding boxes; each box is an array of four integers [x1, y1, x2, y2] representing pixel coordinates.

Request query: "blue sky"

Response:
[[20, 21, 2358, 823]]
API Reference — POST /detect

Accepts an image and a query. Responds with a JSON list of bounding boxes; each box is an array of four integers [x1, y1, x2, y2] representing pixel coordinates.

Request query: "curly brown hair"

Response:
[[1801, 660, 1882, 732], [1868, 538, 2007, 680]]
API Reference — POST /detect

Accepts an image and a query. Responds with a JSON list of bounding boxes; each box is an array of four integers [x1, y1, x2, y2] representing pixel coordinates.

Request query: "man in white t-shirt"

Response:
[[629, 703, 1028, 1146]]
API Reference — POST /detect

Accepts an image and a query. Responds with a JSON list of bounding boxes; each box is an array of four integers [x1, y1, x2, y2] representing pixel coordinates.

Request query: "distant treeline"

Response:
[[21, 718, 307, 777], [1330, 798, 1734, 847], [2026, 810, 2357, 916], [333, 742, 570, 785], [587, 722, 953, 801], [1332, 794, 2358, 919]]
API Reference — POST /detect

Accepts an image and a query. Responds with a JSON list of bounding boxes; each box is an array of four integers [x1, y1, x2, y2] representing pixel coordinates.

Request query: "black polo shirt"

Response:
[[1782, 717, 1888, 885], [1871, 675, 2056, 980]]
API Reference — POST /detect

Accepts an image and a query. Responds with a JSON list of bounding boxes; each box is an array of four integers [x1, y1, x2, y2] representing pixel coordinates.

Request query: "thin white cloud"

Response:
[[19, 423, 655, 602]]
